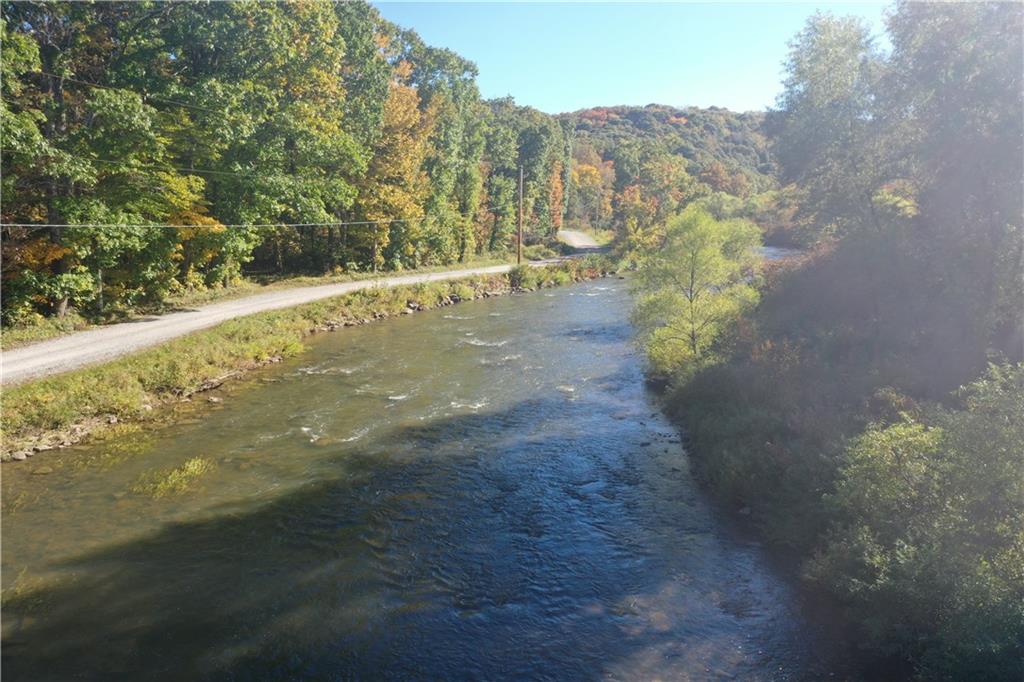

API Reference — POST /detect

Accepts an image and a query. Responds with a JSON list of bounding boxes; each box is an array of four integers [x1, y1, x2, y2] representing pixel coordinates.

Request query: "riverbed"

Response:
[[2, 278, 837, 680]]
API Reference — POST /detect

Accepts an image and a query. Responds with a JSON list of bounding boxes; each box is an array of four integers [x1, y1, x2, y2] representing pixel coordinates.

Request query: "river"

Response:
[[1, 278, 840, 680]]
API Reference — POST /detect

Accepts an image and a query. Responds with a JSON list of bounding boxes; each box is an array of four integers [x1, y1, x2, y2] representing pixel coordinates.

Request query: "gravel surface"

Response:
[[1, 263, 550, 385], [556, 229, 602, 249]]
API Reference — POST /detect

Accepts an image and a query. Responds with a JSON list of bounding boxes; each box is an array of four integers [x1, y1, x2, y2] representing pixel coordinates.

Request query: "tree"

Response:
[[882, 1, 1024, 359], [547, 160, 564, 233], [649, 5, 1023, 678], [356, 73, 434, 270], [568, 159, 613, 229], [631, 206, 761, 375], [768, 12, 885, 238]]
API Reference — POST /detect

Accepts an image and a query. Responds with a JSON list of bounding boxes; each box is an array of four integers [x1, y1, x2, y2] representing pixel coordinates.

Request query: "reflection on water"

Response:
[[2, 279, 838, 680], [760, 245, 803, 260]]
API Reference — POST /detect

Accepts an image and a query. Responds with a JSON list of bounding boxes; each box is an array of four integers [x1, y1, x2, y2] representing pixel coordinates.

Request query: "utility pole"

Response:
[[517, 165, 524, 265]]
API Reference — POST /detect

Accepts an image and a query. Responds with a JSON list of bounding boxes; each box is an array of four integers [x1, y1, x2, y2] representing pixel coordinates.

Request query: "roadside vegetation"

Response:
[[0, 253, 514, 349], [630, 4, 1023, 679], [1, 258, 611, 461]]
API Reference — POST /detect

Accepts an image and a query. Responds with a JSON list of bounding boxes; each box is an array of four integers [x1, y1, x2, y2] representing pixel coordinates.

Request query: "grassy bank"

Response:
[[1, 257, 612, 462]]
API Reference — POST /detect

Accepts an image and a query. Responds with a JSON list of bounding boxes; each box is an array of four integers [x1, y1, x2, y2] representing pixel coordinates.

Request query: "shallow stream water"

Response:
[[2, 278, 838, 680]]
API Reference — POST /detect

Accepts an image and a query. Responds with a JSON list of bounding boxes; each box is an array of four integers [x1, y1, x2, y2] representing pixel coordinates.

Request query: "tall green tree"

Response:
[[767, 12, 886, 238], [631, 206, 761, 375]]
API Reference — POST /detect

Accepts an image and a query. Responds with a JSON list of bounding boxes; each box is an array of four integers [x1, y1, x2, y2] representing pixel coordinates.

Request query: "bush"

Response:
[[508, 265, 537, 290], [523, 244, 558, 260], [808, 364, 1024, 679]]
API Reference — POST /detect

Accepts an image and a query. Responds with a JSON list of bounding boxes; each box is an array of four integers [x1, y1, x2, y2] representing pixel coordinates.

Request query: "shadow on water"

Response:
[[2, 395, 825, 681], [562, 322, 636, 345], [2, 279, 845, 680]]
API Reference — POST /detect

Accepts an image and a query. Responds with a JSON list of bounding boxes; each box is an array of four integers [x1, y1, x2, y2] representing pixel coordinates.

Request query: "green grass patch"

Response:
[[130, 456, 215, 498], [0, 311, 90, 349]]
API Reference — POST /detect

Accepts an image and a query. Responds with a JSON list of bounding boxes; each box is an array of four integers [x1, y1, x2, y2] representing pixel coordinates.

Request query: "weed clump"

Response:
[[130, 457, 215, 498]]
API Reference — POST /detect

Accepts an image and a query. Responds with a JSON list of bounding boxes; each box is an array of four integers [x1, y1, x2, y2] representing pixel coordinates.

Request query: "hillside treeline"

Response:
[[630, 3, 1022, 677], [560, 104, 776, 241], [1, 1, 768, 325]]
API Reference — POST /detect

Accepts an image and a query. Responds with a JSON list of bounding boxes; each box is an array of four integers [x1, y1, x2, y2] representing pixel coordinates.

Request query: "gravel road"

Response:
[[1, 262, 552, 385], [556, 229, 602, 249]]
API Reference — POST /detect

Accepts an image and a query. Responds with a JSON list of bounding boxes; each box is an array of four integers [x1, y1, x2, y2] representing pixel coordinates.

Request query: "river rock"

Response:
[[11, 451, 28, 461], [31, 466, 54, 475], [207, 396, 223, 404]]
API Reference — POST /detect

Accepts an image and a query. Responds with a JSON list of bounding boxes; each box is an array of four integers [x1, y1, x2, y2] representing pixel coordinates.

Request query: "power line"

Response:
[[88, 156, 308, 182], [1, 202, 516, 230], [33, 70, 227, 115], [41, 150, 345, 186], [1, 219, 425, 230], [18, 74, 364, 185]]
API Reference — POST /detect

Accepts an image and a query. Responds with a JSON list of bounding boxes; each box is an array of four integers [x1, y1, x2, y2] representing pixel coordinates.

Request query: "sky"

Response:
[[373, 2, 888, 114]]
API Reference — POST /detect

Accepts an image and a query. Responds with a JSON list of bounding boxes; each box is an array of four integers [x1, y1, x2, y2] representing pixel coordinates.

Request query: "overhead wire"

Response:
[[1, 201, 518, 230], [2, 219, 424, 230], [32, 70, 227, 115]]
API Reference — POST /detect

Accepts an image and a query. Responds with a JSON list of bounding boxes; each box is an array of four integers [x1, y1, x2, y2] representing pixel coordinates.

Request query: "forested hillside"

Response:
[[569, 105, 774, 195], [559, 104, 778, 243], [629, 3, 1023, 678], [1, 1, 764, 327]]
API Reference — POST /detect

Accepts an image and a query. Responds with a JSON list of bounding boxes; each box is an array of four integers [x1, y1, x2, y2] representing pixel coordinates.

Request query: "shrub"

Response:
[[523, 244, 558, 260], [508, 265, 537, 290], [808, 364, 1024, 679]]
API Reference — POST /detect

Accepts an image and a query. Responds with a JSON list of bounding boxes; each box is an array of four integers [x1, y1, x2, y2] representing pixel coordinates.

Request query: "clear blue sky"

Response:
[[373, 2, 888, 113]]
